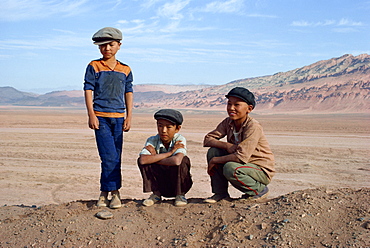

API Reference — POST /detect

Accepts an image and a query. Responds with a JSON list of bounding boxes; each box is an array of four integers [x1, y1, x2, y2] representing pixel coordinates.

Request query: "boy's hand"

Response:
[[88, 115, 99, 129], [171, 141, 185, 153], [123, 118, 131, 132], [207, 159, 218, 176], [225, 143, 238, 154], [145, 145, 156, 155]]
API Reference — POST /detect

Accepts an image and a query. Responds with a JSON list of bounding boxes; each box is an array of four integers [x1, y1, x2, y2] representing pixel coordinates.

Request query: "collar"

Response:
[[227, 115, 252, 131], [99, 59, 122, 66], [157, 133, 180, 150]]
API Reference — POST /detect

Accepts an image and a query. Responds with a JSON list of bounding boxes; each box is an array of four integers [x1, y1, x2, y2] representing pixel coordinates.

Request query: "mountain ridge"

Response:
[[1, 54, 369, 113]]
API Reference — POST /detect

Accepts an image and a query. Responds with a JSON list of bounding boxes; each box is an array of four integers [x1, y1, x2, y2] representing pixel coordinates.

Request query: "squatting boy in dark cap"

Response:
[[138, 109, 193, 207], [203, 87, 275, 203], [84, 27, 133, 209]]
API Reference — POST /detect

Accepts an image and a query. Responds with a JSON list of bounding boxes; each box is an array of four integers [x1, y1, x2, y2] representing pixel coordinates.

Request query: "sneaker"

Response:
[[242, 186, 269, 201], [142, 194, 161, 207], [174, 195, 187, 207], [96, 195, 109, 207], [109, 193, 122, 209], [203, 193, 230, 204]]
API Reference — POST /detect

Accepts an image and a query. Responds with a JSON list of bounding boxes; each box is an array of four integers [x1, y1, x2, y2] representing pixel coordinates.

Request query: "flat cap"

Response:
[[154, 109, 183, 125], [92, 27, 122, 45], [225, 87, 256, 108]]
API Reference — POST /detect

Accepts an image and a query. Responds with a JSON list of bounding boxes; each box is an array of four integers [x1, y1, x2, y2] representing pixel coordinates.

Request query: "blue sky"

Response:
[[1, 0, 369, 93]]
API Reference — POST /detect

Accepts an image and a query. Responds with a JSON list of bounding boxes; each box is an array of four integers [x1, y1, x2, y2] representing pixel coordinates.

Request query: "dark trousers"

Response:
[[137, 156, 193, 197]]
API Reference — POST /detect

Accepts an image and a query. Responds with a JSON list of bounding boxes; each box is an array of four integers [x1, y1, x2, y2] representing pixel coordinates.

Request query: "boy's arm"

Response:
[[123, 92, 133, 132], [84, 90, 99, 129], [138, 141, 185, 166], [156, 153, 184, 166], [204, 139, 238, 154], [204, 119, 237, 153], [207, 153, 241, 176]]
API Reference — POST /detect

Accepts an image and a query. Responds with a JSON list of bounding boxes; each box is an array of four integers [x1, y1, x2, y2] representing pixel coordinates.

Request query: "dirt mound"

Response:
[[1, 187, 369, 247]]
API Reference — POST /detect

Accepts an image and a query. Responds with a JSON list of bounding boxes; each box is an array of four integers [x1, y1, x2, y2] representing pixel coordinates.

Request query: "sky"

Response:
[[0, 0, 369, 93]]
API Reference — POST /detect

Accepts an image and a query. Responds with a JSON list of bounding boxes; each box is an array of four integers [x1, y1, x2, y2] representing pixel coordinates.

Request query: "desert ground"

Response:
[[0, 106, 369, 247]]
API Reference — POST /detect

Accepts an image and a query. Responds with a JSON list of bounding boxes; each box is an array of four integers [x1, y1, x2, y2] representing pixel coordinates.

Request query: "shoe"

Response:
[[96, 195, 109, 207], [242, 186, 269, 201], [174, 195, 187, 207], [203, 193, 230, 204], [109, 193, 122, 209], [142, 194, 161, 207]]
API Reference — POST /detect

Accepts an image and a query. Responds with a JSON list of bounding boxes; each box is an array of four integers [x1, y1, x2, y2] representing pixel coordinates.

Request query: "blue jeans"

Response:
[[95, 116, 124, 192]]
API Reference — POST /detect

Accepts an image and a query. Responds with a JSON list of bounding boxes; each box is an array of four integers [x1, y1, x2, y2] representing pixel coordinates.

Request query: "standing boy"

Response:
[[203, 87, 275, 203], [138, 109, 193, 207], [84, 27, 133, 209]]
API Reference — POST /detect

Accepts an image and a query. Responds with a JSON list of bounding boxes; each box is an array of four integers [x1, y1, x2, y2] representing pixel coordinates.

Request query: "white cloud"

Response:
[[338, 18, 363, 26], [202, 0, 245, 13], [0, 0, 90, 21], [0, 32, 87, 51], [291, 18, 363, 27], [291, 20, 335, 27], [118, 0, 196, 34], [118, 20, 129, 24], [332, 27, 359, 33], [52, 29, 76, 35], [246, 13, 277, 18], [140, 0, 164, 9], [157, 0, 191, 20], [118, 19, 159, 34]]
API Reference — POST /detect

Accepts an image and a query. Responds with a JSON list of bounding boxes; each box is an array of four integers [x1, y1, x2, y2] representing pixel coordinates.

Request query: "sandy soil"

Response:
[[0, 107, 369, 247]]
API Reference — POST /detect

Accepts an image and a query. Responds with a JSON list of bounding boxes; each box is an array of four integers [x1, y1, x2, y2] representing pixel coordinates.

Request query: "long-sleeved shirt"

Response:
[[84, 59, 133, 114], [204, 116, 275, 181]]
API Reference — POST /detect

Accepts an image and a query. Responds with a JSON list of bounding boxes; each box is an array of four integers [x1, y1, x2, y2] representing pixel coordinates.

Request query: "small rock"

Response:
[[260, 223, 267, 230], [365, 222, 370, 229], [247, 234, 253, 240], [272, 234, 279, 240], [95, 210, 113, 220]]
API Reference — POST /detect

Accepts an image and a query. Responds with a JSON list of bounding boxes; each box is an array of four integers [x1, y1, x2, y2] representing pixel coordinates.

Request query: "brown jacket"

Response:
[[204, 116, 275, 181]]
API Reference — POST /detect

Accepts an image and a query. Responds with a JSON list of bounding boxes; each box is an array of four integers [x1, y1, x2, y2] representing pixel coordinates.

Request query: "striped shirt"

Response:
[[84, 59, 133, 115]]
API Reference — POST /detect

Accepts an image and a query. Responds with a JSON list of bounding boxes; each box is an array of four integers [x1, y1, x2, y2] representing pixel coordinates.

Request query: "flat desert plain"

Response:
[[0, 107, 369, 247]]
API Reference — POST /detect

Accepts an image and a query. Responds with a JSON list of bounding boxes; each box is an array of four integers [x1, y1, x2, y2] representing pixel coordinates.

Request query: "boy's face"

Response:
[[156, 119, 181, 145], [99, 41, 121, 60], [227, 96, 253, 123]]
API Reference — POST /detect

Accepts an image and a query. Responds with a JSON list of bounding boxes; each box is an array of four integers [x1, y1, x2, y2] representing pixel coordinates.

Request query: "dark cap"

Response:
[[154, 109, 183, 125], [225, 87, 256, 108], [92, 27, 122, 45]]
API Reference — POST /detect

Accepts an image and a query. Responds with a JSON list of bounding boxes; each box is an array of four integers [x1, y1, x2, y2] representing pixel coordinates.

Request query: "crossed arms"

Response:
[[138, 141, 185, 166]]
